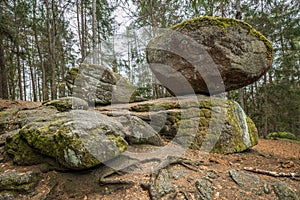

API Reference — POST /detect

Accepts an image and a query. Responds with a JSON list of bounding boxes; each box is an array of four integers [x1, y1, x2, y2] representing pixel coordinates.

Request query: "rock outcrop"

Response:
[[146, 16, 274, 95], [98, 95, 258, 154], [5, 110, 128, 170], [42, 97, 89, 112], [66, 63, 135, 105]]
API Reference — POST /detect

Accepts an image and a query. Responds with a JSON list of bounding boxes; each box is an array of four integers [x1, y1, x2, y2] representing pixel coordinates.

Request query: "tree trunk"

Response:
[[92, 0, 97, 51], [0, 39, 8, 99], [235, 0, 244, 109], [29, 65, 37, 102], [33, 0, 47, 101], [45, 0, 56, 100], [263, 74, 268, 138], [81, 0, 86, 61], [22, 60, 26, 101], [14, 0, 23, 100]]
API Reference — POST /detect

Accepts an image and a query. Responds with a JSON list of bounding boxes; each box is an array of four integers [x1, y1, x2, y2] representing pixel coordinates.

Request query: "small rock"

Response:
[[195, 178, 213, 200], [272, 181, 299, 200], [281, 161, 295, 168], [229, 169, 262, 195], [0, 170, 41, 193], [206, 170, 219, 179], [263, 182, 271, 194], [156, 169, 175, 197]]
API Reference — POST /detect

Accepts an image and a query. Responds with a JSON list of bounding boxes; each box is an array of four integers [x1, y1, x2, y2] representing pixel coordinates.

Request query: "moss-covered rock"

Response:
[[267, 132, 297, 141], [114, 95, 259, 153], [0, 170, 41, 193], [0, 108, 19, 134], [5, 110, 128, 170], [42, 97, 89, 112], [272, 181, 299, 200], [146, 16, 274, 95]]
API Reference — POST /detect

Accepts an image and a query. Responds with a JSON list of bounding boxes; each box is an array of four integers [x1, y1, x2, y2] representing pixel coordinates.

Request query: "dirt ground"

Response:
[[1, 138, 299, 200]]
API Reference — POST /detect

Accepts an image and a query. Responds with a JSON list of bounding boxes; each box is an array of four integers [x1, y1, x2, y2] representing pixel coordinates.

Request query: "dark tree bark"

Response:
[[0, 40, 8, 99]]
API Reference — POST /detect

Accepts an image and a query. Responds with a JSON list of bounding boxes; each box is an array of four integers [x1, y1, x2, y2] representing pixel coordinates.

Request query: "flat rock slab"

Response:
[[146, 17, 274, 95]]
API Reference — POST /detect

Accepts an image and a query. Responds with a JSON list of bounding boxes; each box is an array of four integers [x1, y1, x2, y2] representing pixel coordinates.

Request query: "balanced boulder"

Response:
[[146, 16, 274, 95]]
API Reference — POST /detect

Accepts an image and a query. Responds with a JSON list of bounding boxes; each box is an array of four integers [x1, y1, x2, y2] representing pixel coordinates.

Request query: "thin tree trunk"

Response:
[[29, 47, 37, 101], [22, 61, 26, 101], [76, 0, 84, 61], [16, 46, 23, 100], [81, 0, 86, 61], [45, 0, 56, 100], [220, 0, 224, 17], [33, 0, 47, 101], [92, 0, 97, 51], [14, 0, 23, 100], [263, 74, 268, 138], [0, 40, 8, 99]]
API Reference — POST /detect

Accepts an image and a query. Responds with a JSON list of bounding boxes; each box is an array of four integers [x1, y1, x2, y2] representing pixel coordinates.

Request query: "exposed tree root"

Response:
[[142, 156, 202, 200]]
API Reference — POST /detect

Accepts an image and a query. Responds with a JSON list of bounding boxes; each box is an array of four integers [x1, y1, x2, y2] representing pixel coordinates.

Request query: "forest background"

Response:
[[0, 0, 299, 138]]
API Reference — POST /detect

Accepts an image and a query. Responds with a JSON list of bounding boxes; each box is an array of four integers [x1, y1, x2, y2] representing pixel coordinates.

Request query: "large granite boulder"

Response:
[[5, 110, 128, 170], [66, 63, 135, 105], [99, 95, 258, 153], [146, 17, 274, 95]]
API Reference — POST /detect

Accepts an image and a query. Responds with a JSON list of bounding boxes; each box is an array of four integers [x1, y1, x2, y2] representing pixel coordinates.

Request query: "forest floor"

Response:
[[1, 138, 299, 199], [0, 99, 299, 199]]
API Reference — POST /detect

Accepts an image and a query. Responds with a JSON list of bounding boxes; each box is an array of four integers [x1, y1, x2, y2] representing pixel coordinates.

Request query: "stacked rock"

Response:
[[146, 16, 274, 96]]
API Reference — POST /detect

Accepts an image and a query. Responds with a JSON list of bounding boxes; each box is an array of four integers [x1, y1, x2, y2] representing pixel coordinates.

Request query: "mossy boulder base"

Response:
[[100, 95, 259, 154], [146, 17, 274, 95], [5, 110, 128, 170]]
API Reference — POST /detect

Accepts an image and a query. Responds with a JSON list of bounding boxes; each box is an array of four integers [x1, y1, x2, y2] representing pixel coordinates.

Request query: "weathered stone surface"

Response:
[[67, 64, 135, 105], [0, 107, 58, 135], [0, 129, 19, 147], [156, 169, 175, 197], [5, 110, 128, 170], [229, 169, 262, 194], [42, 97, 89, 112], [102, 95, 258, 153], [146, 17, 274, 95], [0, 108, 19, 134], [195, 178, 213, 200], [116, 115, 163, 146], [272, 181, 299, 200], [0, 170, 41, 193]]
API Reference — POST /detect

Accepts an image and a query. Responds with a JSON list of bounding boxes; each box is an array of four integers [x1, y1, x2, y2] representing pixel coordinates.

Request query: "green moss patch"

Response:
[[171, 16, 274, 61]]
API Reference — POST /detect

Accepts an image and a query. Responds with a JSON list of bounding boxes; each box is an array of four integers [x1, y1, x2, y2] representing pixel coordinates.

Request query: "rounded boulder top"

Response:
[[146, 16, 274, 95]]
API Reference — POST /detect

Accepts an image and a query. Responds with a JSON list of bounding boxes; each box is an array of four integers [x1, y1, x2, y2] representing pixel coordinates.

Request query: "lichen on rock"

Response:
[[111, 95, 259, 154], [5, 110, 128, 170], [146, 16, 274, 95]]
